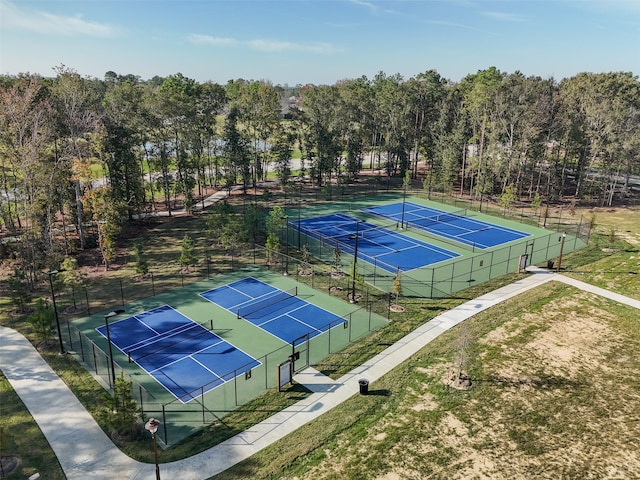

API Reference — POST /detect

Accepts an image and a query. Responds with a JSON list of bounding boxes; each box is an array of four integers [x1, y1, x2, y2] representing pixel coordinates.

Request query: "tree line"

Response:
[[1, 65, 639, 286]]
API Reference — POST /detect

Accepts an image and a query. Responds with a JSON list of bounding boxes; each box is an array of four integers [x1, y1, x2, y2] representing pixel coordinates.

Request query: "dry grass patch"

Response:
[[273, 284, 640, 480]]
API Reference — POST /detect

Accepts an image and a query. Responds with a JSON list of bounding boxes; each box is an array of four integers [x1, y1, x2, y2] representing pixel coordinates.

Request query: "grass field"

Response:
[[559, 208, 640, 299], [1, 197, 638, 479], [0, 374, 66, 479]]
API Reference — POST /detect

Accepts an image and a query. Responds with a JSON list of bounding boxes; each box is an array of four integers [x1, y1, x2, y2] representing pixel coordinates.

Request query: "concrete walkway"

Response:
[[1, 269, 639, 479], [134, 181, 279, 219]]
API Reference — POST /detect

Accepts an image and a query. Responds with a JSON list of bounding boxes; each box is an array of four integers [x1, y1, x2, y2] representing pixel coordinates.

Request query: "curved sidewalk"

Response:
[[2, 269, 638, 479]]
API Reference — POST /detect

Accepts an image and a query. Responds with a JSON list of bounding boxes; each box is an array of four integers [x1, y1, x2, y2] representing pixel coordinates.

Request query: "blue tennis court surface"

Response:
[[295, 213, 460, 272], [363, 202, 530, 249], [96, 305, 260, 403], [201, 278, 347, 344]]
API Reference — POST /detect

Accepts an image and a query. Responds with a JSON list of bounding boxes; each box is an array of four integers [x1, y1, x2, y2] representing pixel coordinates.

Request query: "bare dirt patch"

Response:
[[410, 391, 438, 412]]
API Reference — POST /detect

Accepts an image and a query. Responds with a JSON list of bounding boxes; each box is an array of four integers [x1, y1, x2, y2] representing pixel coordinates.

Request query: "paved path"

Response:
[[1, 269, 639, 479], [134, 181, 280, 219]]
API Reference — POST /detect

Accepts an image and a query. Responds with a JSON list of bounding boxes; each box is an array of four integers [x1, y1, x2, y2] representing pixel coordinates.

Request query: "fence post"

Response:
[[450, 262, 455, 294], [234, 369, 238, 406], [430, 269, 435, 299], [65, 317, 73, 350], [373, 258, 377, 285], [162, 405, 168, 446], [91, 344, 98, 374], [85, 288, 90, 315], [489, 251, 494, 278], [78, 330, 84, 360], [202, 388, 206, 423], [139, 385, 144, 417]]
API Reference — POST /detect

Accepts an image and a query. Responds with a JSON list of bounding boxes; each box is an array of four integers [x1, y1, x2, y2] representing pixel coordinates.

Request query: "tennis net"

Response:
[[358, 220, 401, 239], [407, 208, 466, 228], [404, 209, 478, 251], [328, 219, 400, 244], [236, 287, 299, 321], [127, 323, 209, 364]]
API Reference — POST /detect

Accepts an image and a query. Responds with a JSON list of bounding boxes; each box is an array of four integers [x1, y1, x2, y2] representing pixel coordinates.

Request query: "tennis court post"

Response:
[[557, 231, 567, 272]]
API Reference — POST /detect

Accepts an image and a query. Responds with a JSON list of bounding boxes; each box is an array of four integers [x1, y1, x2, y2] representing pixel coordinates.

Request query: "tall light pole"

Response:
[[48, 270, 66, 355], [350, 220, 363, 304], [104, 309, 126, 387], [297, 200, 302, 251], [145, 417, 161, 480], [557, 231, 567, 272]]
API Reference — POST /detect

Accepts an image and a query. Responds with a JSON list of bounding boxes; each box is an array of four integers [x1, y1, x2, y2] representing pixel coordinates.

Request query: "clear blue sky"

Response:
[[1, 0, 639, 85]]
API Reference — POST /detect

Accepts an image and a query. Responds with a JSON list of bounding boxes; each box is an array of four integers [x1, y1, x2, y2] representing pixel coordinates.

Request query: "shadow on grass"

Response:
[[364, 389, 391, 396], [472, 374, 581, 389], [564, 269, 638, 275], [317, 365, 367, 376]]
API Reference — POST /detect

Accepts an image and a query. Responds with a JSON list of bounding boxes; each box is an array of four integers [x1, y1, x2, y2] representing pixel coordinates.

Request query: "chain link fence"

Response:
[[48, 183, 589, 447]]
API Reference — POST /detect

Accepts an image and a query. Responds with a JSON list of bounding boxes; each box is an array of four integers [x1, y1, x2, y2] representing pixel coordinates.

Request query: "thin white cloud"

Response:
[[423, 19, 500, 36], [482, 11, 525, 22], [348, 0, 379, 12], [187, 34, 342, 54], [248, 39, 303, 52], [186, 34, 239, 47], [569, 0, 640, 14], [347, 0, 399, 15], [326, 22, 363, 28], [425, 19, 471, 29], [248, 39, 339, 54], [0, 0, 115, 36]]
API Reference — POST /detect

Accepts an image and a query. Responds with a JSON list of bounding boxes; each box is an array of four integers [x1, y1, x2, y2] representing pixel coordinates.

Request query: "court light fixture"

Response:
[[48, 270, 66, 355], [145, 417, 161, 480], [104, 309, 126, 388], [350, 220, 364, 303]]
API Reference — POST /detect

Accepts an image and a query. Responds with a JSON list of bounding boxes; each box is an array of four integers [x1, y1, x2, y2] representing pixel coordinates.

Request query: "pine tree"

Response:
[[133, 241, 149, 275], [97, 373, 142, 438], [392, 267, 402, 306], [179, 234, 196, 272], [27, 298, 55, 346]]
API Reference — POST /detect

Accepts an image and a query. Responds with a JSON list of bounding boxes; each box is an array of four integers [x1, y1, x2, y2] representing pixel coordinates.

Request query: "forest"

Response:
[[1, 66, 639, 289]]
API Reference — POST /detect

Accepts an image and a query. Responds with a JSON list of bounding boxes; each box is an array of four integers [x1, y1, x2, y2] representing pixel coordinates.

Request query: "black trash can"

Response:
[[358, 379, 369, 395], [547, 260, 554, 269]]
